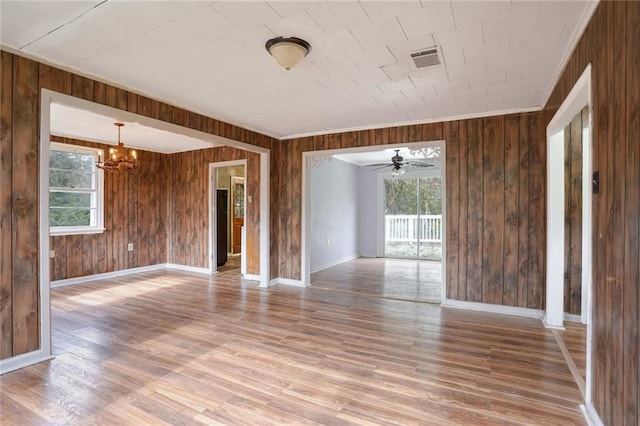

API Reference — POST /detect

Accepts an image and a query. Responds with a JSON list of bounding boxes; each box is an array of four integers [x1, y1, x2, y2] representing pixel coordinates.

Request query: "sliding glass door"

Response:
[[383, 175, 442, 260]]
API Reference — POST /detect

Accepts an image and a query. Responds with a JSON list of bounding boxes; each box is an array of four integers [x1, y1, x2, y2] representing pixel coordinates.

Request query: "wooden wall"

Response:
[[545, 1, 639, 424], [0, 50, 276, 360], [563, 109, 586, 316], [48, 136, 168, 281], [167, 146, 260, 275], [273, 113, 547, 309]]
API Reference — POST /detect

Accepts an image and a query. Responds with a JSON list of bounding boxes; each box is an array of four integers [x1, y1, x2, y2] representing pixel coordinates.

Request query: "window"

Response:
[[49, 142, 104, 235]]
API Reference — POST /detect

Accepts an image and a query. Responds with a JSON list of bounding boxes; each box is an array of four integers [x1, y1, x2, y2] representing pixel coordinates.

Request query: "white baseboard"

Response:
[[51, 264, 166, 288], [580, 403, 604, 426], [243, 274, 261, 282], [0, 349, 54, 375], [359, 252, 377, 258], [564, 313, 584, 323], [51, 263, 215, 288], [310, 254, 359, 273], [269, 277, 306, 287], [441, 299, 544, 319], [165, 263, 212, 275]]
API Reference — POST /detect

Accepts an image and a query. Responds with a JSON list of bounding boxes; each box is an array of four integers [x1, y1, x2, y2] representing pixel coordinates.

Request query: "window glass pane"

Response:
[[50, 208, 91, 227], [50, 168, 94, 189], [49, 143, 102, 233], [50, 191, 92, 208], [50, 150, 95, 173]]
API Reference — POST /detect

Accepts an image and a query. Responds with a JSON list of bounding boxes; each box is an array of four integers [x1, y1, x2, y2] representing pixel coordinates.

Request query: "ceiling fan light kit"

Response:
[[367, 149, 433, 176], [265, 36, 311, 70]]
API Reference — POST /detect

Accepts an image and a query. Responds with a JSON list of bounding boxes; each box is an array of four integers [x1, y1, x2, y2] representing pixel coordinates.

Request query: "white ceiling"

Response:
[[1, 1, 596, 140], [50, 103, 217, 153]]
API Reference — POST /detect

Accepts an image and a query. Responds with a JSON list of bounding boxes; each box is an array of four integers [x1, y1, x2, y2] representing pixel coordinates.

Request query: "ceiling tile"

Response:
[[397, 2, 455, 40], [451, 1, 510, 25], [482, 6, 540, 42], [432, 20, 483, 50], [266, 1, 319, 17], [349, 47, 397, 69], [213, 1, 282, 30], [0, 1, 101, 48], [24, 1, 188, 64], [265, 11, 326, 46], [306, 2, 370, 35], [463, 38, 510, 65], [377, 77, 415, 93], [313, 31, 363, 59], [359, 1, 423, 23], [537, 1, 585, 29], [382, 60, 416, 81], [351, 17, 407, 51], [510, 24, 564, 55]]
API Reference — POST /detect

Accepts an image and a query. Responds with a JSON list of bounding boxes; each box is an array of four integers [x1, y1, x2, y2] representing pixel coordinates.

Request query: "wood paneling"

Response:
[[1, 51, 14, 358], [544, 1, 639, 424], [0, 49, 276, 360], [49, 136, 168, 281], [168, 147, 261, 275], [563, 110, 585, 316], [11, 56, 40, 355], [277, 112, 547, 308]]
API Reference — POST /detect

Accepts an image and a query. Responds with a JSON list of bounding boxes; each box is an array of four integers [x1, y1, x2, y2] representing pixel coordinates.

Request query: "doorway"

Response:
[[545, 65, 593, 410], [302, 140, 446, 305], [209, 161, 246, 276], [383, 175, 443, 260]]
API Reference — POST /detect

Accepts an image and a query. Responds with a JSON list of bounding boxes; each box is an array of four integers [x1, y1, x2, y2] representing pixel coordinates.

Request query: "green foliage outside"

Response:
[[385, 176, 442, 216], [49, 148, 96, 227]]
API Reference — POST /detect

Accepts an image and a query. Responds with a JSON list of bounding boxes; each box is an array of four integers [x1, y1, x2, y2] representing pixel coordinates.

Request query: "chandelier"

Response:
[[96, 122, 138, 172]]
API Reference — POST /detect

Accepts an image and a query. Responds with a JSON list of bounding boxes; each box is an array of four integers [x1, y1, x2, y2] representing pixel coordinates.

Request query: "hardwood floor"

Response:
[[311, 258, 442, 303], [0, 269, 585, 425]]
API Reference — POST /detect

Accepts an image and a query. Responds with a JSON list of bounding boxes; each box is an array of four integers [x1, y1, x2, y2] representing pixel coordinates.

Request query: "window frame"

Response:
[[49, 142, 105, 236]]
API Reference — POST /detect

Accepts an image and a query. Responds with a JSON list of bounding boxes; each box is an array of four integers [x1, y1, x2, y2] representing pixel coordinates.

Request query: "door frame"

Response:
[[380, 169, 443, 260], [544, 65, 594, 407], [301, 139, 446, 305], [208, 160, 246, 274]]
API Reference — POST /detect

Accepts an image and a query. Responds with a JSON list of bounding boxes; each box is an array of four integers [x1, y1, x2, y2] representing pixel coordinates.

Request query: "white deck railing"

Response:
[[385, 215, 442, 243]]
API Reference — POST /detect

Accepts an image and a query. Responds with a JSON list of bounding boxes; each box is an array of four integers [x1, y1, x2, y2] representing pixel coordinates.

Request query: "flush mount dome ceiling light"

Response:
[[265, 36, 311, 70]]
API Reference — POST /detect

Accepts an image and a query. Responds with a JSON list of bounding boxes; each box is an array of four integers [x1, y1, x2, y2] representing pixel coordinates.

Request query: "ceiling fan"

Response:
[[367, 149, 434, 175]]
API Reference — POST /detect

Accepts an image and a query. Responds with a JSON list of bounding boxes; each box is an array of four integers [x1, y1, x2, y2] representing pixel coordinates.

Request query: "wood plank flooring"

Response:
[[0, 269, 585, 425], [311, 258, 442, 304], [557, 322, 587, 384]]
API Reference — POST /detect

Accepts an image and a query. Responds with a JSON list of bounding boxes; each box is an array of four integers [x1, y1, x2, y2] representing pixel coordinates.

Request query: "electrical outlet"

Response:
[[49, 250, 55, 258], [327, 239, 331, 246], [127, 243, 134, 252]]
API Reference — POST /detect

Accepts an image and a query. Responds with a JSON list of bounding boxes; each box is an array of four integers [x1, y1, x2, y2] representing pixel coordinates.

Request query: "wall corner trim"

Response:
[[580, 403, 604, 426], [441, 299, 544, 319], [0, 350, 54, 375]]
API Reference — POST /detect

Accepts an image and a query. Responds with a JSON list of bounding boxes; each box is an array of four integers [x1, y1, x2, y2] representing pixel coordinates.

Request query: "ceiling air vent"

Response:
[[410, 47, 441, 69]]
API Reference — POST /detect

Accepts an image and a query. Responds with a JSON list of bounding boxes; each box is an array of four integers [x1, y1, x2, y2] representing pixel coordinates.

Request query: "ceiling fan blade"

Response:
[[366, 162, 393, 167], [369, 165, 392, 171], [406, 161, 434, 168]]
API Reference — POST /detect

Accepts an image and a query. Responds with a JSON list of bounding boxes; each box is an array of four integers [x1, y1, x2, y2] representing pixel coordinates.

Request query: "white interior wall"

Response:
[[310, 159, 359, 273], [358, 166, 378, 257]]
